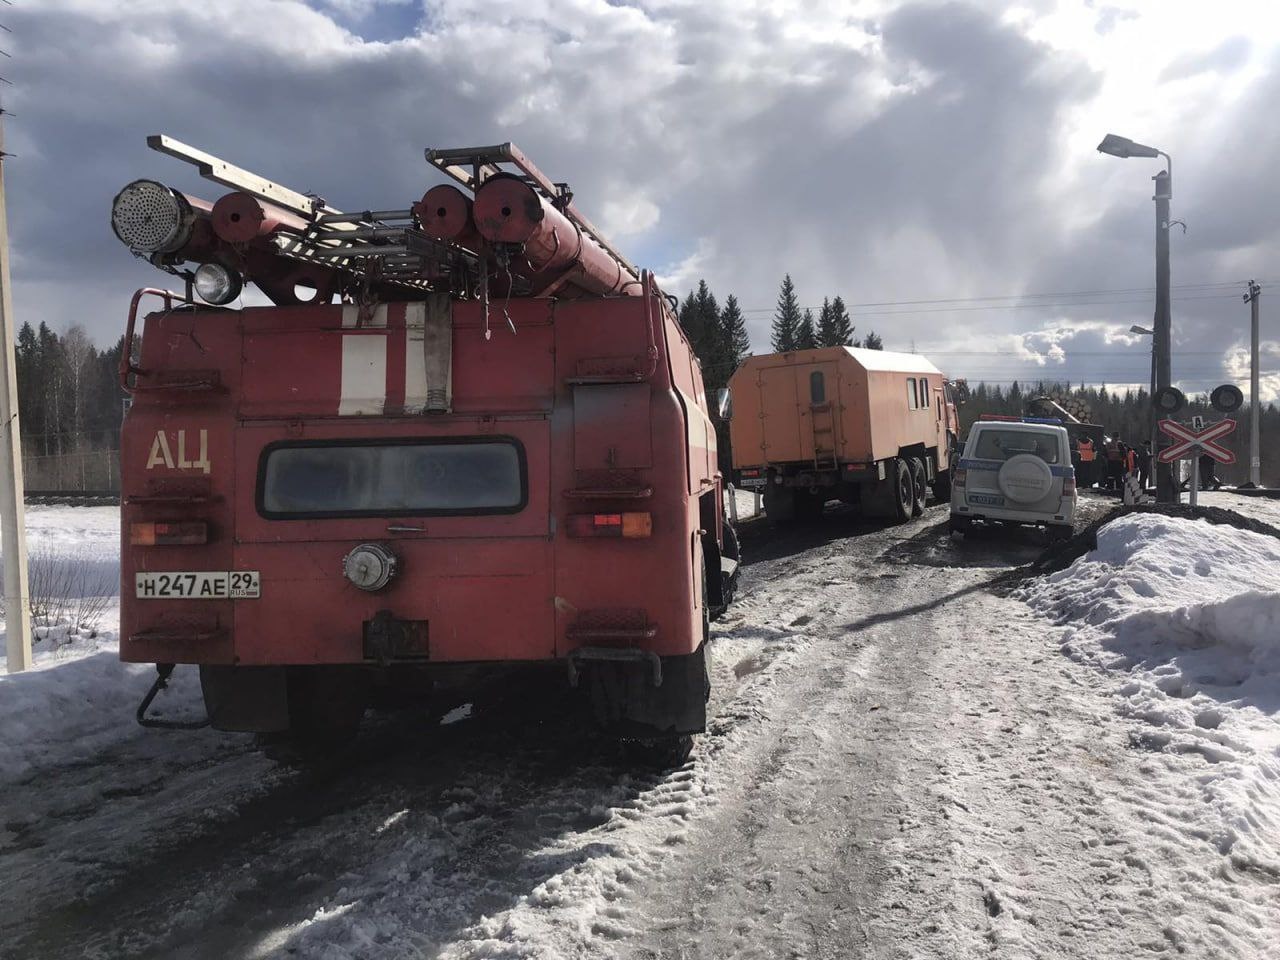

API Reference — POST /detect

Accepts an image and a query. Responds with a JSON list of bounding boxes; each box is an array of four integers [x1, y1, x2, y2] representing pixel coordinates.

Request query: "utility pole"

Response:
[[0, 97, 32, 672], [1244, 280, 1262, 488], [1152, 168, 1177, 503]]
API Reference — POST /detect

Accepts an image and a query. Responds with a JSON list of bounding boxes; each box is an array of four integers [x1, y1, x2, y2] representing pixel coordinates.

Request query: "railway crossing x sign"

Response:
[[1157, 418, 1237, 465]]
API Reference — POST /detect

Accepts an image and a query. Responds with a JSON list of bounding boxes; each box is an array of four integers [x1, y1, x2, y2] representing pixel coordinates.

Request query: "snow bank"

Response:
[[1021, 513, 1280, 882], [0, 507, 200, 786]]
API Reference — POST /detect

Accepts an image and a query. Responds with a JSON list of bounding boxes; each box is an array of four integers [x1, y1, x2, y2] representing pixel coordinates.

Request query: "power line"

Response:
[[735, 279, 1280, 315]]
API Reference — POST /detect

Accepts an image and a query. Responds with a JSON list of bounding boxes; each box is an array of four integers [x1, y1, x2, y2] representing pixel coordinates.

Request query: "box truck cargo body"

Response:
[[726, 347, 959, 522]]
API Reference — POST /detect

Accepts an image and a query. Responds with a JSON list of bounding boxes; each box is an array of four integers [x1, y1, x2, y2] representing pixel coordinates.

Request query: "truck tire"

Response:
[[891, 459, 914, 522], [909, 458, 927, 516], [764, 481, 796, 523], [932, 471, 952, 503], [795, 489, 826, 522]]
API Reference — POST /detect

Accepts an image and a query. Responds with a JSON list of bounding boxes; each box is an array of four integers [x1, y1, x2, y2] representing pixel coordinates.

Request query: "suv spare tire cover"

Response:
[[998, 453, 1054, 504]]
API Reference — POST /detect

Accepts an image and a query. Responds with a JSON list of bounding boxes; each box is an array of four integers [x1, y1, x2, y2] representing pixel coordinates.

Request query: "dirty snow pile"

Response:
[[1021, 513, 1280, 885]]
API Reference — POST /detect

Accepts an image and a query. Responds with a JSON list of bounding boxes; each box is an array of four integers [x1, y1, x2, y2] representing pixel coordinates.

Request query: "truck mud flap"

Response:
[[579, 645, 709, 738]]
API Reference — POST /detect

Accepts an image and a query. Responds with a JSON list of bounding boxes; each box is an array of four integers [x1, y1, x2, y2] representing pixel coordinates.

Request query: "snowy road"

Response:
[[2, 495, 1278, 958]]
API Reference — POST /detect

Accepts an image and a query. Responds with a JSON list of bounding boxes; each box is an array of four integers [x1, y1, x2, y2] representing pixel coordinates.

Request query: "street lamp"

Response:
[[1130, 324, 1157, 490], [1098, 133, 1178, 503]]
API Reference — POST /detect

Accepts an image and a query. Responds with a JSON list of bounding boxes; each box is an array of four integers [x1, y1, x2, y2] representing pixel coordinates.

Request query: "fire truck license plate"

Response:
[[135, 571, 260, 600]]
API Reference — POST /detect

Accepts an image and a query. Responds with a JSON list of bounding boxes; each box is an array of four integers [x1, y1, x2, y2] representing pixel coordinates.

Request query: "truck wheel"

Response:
[[891, 459, 914, 522], [795, 489, 826, 521], [622, 734, 694, 769], [932, 471, 952, 503], [909, 458, 927, 516], [763, 482, 796, 523]]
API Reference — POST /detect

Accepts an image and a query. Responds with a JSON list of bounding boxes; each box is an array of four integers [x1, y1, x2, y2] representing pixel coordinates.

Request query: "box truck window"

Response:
[[907, 378, 918, 409], [258, 438, 527, 518], [919, 378, 929, 408], [810, 371, 825, 403]]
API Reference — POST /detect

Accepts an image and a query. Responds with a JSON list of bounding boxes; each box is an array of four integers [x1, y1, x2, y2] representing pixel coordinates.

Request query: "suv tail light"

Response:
[[954, 468, 966, 488], [130, 521, 208, 546], [1062, 477, 1077, 496], [565, 512, 652, 539]]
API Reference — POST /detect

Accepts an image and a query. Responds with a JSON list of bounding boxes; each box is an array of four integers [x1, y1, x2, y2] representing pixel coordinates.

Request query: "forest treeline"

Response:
[[15, 322, 127, 459], [11, 309, 1276, 490]]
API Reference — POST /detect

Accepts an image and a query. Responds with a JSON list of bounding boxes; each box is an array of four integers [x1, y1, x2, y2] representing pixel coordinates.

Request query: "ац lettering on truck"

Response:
[[112, 137, 737, 762]]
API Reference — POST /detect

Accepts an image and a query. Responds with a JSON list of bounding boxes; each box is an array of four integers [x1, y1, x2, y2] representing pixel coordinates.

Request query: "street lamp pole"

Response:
[[1152, 162, 1177, 502], [1131, 324, 1156, 490], [1244, 281, 1262, 488], [1097, 133, 1178, 502]]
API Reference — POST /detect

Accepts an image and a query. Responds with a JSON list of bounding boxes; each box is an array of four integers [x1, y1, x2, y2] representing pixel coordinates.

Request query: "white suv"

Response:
[[950, 418, 1076, 541]]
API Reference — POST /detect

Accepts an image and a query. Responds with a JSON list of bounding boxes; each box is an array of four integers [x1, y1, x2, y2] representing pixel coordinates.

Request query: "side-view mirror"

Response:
[[715, 387, 732, 420]]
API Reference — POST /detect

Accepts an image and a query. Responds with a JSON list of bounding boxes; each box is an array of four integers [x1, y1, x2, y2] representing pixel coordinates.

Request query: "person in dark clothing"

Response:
[[1137, 441, 1152, 490], [1104, 437, 1124, 491], [1199, 452, 1221, 490]]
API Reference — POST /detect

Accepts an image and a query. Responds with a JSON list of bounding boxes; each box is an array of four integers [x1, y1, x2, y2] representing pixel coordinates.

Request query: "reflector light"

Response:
[[129, 521, 208, 546], [565, 512, 652, 538]]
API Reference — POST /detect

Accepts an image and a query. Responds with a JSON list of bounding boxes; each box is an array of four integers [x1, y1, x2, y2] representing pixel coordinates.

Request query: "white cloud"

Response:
[[4, 0, 1279, 399]]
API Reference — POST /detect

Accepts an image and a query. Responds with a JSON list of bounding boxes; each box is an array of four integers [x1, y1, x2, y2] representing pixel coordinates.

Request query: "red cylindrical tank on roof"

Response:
[[413, 184, 482, 251], [472, 174, 638, 297], [211, 191, 310, 244]]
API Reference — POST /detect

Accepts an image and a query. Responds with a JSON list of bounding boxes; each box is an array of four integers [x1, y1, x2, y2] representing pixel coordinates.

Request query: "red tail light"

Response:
[[565, 512, 652, 539], [130, 521, 208, 546], [954, 468, 966, 488], [1063, 477, 1077, 496]]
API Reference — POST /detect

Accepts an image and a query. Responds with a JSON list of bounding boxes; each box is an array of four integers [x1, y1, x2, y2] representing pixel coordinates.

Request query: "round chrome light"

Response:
[[342, 543, 398, 592], [193, 262, 243, 306], [110, 179, 195, 254]]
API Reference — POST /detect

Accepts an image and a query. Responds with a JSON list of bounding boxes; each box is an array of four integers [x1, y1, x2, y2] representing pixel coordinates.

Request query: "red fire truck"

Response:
[[112, 137, 737, 763]]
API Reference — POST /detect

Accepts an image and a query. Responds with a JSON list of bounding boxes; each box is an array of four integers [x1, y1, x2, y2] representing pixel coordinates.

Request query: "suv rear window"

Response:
[[258, 438, 526, 518], [972, 429, 1061, 464]]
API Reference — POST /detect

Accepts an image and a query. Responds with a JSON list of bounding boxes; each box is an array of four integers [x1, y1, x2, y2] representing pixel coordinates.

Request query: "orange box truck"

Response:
[[725, 347, 960, 523]]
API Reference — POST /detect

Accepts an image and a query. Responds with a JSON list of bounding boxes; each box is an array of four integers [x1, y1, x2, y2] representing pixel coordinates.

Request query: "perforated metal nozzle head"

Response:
[[111, 179, 195, 254]]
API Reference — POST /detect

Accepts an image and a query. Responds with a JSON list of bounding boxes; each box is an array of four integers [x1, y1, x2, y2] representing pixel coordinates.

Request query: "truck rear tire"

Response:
[[891, 459, 914, 522], [909, 458, 927, 516], [764, 481, 796, 523], [932, 471, 952, 503], [795, 489, 826, 521]]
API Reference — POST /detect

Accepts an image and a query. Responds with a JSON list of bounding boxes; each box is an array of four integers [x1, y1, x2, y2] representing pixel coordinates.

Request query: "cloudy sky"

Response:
[[6, 0, 1279, 398]]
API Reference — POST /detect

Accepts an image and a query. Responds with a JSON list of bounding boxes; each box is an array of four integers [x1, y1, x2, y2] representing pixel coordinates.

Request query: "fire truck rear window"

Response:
[[258, 440, 525, 517]]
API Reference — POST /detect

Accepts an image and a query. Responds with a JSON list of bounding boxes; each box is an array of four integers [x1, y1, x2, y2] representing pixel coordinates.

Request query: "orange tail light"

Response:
[[565, 512, 652, 539], [129, 521, 208, 546]]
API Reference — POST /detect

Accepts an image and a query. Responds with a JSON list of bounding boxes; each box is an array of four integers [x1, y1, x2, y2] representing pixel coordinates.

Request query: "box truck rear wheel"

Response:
[[764, 480, 797, 523], [891, 459, 914, 522], [909, 458, 927, 516]]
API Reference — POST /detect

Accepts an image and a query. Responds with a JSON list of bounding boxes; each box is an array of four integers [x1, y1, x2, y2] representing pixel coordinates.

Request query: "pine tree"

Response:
[[796, 309, 817, 350], [770, 274, 802, 352], [828, 296, 855, 346], [720, 294, 750, 371], [862, 330, 884, 350], [692, 279, 721, 369], [816, 298, 836, 346]]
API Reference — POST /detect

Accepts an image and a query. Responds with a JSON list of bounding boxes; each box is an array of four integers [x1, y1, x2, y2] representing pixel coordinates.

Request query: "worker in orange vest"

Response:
[[1124, 444, 1137, 476], [1104, 437, 1124, 491], [1076, 437, 1097, 488]]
